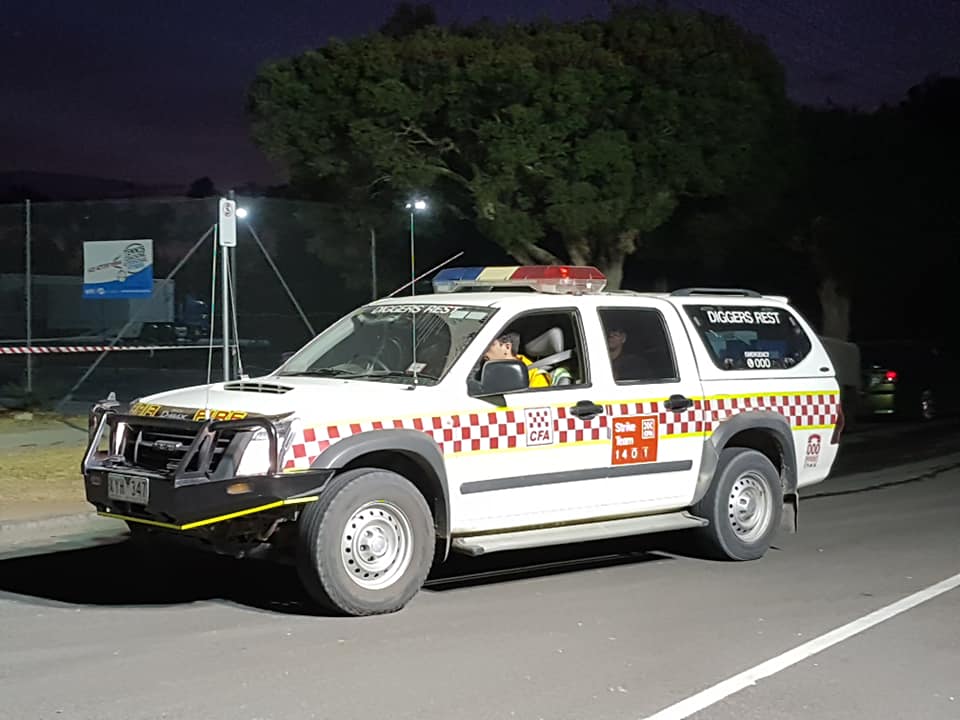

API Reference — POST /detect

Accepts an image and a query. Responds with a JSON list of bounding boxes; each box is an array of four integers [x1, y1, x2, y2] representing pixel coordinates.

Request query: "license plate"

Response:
[[107, 473, 150, 504]]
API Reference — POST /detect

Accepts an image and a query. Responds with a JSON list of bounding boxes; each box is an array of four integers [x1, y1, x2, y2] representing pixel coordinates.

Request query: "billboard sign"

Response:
[[83, 239, 154, 299]]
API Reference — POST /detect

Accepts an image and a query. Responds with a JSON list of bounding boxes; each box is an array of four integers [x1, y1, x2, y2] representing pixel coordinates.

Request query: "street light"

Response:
[[404, 198, 428, 297], [235, 207, 248, 219], [404, 198, 429, 386]]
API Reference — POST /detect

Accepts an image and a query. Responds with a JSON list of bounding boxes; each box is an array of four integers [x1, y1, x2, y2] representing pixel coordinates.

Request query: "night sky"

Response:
[[2, 0, 957, 188]]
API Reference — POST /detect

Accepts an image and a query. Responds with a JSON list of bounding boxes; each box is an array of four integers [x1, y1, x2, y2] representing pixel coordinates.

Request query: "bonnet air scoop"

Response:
[[223, 381, 293, 395]]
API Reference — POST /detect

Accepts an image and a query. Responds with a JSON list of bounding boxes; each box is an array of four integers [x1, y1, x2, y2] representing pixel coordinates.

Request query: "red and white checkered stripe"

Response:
[[554, 406, 609, 444], [281, 392, 840, 471], [703, 393, 840, 431], [284, 410, 526, 470], [604, 399, 705, 436], [0, 345, 205, 355]]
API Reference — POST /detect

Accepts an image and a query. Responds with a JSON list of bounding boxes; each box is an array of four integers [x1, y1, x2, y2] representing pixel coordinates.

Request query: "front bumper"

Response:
[[83, 410, 332, 531]]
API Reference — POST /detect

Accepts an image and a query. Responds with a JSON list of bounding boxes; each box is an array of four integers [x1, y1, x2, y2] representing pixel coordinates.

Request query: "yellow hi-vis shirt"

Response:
[[518, 354, 550, 388]]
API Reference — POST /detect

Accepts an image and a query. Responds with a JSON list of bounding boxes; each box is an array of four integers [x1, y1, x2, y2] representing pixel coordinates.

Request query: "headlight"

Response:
[[236, 428, 272, 477], [235, 417, 298, 477], [111, 422, 128, 456]]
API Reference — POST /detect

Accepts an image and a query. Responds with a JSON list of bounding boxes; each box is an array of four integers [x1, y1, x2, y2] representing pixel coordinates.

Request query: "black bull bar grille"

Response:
[[83, 412, 284, 483]]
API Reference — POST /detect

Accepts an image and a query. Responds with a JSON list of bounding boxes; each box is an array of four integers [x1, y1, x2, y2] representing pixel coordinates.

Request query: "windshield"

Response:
[[277, 303, 496, 385]]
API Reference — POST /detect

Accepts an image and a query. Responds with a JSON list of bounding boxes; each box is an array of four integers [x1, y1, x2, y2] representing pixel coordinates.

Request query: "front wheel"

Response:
[[693, 448, 783, 561], [296, 468, 435, 616]]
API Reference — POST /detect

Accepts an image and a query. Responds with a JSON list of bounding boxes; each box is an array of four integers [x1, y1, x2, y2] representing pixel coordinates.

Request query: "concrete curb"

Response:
[[806, 452, 960, 499], [840, 417, 958, 446], [0, 510, 99, 535]]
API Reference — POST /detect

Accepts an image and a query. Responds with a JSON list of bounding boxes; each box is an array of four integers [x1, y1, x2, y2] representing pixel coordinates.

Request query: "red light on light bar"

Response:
[[511, 265, 605, 280], [885, 370, 897, 382]]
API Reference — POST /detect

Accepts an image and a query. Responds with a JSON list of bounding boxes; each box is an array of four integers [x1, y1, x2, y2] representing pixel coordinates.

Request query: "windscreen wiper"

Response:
[[277, 368, 355, 378], [337, 369, 440, 382]]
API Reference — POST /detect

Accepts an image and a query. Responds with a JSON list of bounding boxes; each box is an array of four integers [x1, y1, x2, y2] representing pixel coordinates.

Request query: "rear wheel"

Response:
[[296, 468, 435, 616], [920, 389, 936, 421], [693, 448, 782, 561]]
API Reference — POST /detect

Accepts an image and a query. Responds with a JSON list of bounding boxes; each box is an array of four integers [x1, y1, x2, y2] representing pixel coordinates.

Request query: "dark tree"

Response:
[[249, 5, 791, 289], [186, 177, 217, 198], [380, 3, 437, 38]]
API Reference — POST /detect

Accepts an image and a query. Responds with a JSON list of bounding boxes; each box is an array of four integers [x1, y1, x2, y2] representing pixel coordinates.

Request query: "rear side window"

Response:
[[598, 307, 678, 384], [684, 305, 812, 370]]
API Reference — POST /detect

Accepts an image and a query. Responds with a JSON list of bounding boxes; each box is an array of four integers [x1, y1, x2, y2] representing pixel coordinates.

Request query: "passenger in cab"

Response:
[[606, 325, 649, 381]]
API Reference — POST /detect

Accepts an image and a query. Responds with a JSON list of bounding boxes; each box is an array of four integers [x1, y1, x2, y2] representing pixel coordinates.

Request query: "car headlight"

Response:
[[112, 422, 129, 456], [235, 418, 298, 477], [236, 428, 273, 477]]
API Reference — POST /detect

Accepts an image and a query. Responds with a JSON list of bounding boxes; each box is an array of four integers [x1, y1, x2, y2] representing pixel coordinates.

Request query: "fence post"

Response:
[[370, 227, 378, 300], [24, 198, 32, 397]]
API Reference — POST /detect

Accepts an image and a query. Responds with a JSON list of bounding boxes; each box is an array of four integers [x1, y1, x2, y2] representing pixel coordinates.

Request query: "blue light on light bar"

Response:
[[432, 267, 484, 293]]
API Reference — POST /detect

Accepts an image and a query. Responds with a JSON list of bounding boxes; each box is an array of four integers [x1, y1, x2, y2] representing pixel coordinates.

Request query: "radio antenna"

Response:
[[385, 250, 464, 298]]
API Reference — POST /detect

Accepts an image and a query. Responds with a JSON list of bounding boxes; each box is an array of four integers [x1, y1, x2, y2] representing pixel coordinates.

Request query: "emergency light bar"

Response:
[[432, 265, 607, 295]]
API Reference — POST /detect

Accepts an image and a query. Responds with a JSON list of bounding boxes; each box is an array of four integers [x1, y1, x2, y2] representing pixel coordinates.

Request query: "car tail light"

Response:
[[885, 370, 897, 382]]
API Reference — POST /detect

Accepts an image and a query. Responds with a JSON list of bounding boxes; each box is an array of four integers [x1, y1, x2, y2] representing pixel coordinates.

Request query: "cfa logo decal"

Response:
[[524, 407, 554, 446], [804, 434, 822, 468]]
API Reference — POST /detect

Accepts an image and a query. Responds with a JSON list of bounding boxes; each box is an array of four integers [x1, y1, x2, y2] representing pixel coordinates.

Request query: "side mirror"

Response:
[[474, 359, 529, 397]]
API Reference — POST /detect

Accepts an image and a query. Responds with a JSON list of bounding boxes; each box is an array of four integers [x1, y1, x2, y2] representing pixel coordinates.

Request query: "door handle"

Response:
[[663, 394, 694, 412], [569, 400, 604, 420]]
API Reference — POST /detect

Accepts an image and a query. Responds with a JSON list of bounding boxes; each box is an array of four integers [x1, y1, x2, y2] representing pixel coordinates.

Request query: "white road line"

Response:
[[641, 570, 960, 720]]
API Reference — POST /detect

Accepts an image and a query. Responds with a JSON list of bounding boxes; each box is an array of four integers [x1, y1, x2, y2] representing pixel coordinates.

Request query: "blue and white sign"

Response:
[[82, 239, 154, 299]]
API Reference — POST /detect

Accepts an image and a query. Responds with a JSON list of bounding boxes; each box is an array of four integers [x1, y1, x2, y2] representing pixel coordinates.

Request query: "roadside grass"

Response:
[[0, 444, 87, 506]]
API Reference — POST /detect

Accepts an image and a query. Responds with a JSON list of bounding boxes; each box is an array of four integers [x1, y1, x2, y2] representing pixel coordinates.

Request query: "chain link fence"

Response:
[[0, 195, 426, 412]]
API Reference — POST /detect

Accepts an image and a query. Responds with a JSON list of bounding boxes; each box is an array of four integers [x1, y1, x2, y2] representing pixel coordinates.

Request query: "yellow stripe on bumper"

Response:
[[99, 496, 319, 531]]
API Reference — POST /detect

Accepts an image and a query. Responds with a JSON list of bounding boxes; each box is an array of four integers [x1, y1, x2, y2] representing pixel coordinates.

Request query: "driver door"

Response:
[[451, 306, 617, 533]]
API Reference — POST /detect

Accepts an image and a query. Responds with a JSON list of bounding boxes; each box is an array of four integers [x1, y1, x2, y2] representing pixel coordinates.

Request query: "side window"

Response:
[[683, 305, 813, 370], [475, 309, 589, 390], [598, 308, 679, 384]]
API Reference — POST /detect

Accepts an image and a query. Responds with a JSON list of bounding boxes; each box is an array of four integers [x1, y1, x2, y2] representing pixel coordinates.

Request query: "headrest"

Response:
[[525, 327, 564, 357]]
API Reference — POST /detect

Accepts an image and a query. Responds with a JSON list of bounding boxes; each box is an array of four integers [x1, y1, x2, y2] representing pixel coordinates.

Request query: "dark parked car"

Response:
[[860, 341, 959, 420]]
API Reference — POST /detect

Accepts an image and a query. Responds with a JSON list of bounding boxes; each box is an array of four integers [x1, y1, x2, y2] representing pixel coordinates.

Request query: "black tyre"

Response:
[[693, 448, 783, 561], [296, 468, 435, 616], [919, 389, 936, 421]]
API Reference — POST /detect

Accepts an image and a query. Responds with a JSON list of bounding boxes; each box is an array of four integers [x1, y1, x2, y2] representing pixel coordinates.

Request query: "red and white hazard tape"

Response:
[[0, 345, 209, 355]]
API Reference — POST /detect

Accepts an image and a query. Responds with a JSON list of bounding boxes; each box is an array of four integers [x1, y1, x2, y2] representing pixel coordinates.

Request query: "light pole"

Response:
[[217, 197, 248, 382], [404, 198, 428, 384], [404, 199, 428, 297]]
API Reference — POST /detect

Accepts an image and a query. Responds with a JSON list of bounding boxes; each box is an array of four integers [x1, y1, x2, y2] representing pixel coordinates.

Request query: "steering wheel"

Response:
[[353, 355, 391, 372]]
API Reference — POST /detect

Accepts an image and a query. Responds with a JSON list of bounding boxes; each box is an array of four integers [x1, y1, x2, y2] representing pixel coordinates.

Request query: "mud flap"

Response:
[[780, 493, 798, 533]]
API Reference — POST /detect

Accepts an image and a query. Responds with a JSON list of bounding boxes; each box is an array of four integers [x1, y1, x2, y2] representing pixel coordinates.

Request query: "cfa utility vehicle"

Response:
[[83, 266, 843, 616]]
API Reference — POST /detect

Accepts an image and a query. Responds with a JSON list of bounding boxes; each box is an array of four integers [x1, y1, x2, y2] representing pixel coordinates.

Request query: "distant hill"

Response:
[[0, 171, 183, 202]]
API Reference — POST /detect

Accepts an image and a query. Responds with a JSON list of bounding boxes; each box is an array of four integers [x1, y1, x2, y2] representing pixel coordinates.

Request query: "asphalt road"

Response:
[[1, 422, 959, 720]]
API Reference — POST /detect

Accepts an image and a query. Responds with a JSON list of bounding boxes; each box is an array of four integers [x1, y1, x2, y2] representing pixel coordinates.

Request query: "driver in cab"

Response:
[[483, 332, 550, 388]]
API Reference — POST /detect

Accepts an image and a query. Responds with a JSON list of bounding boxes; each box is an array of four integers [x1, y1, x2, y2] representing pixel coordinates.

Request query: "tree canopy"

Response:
[[248, 5, 792, 288]]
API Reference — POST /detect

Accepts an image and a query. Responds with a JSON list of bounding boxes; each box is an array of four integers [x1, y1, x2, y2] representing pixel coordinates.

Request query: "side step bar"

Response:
[[451, 511, 708, 557]]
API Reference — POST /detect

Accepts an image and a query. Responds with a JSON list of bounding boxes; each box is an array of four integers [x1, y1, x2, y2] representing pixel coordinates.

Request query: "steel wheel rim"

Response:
[[340, 501, 413, 590], [728, 471, 773, 542]]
